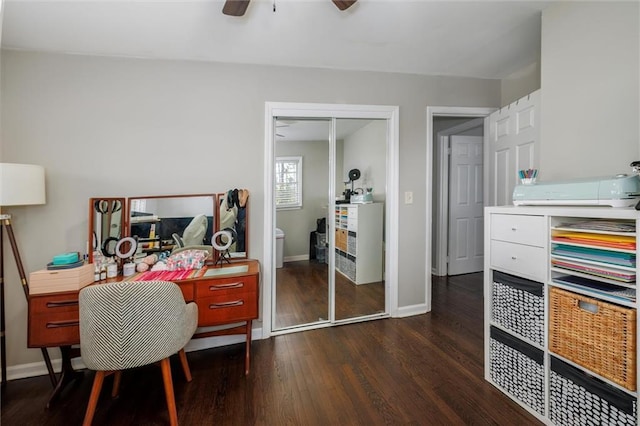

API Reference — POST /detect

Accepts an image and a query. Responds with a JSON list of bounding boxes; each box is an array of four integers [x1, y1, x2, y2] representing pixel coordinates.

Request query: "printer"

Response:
[[512, 174, 640, 207]]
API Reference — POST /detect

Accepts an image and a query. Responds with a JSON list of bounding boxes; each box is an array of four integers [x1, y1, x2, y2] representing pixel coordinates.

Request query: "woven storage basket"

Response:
[[489, 326, 544, 415], [550, 356, 637, 426], [549, 287, 636, 391], [492, 271, 544, 346]]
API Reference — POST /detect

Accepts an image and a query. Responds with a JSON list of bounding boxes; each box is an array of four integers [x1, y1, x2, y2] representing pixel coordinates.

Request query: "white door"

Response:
[[487, 90, 540, 206], [448, 135, 484, 275]]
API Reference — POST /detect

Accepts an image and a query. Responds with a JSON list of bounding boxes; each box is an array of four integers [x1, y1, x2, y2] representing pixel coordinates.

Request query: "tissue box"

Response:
[[29, 263, 94, 295]]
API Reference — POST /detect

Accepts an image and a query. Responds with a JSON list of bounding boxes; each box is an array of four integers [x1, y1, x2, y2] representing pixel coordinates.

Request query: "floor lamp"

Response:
[[0, 163, 56, 388]]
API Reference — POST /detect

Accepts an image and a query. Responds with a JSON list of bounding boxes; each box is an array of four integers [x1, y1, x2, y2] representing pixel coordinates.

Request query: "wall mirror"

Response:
[[89, 192, 249, 266], [88, 197, 126, 263], [127, 194, 218, 260], [218, 189, 249, 259]]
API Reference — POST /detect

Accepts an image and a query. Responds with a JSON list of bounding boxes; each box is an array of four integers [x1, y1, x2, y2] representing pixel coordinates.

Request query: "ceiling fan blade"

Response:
[[332, 0, 357, 11], [223, 0, 250, 16]]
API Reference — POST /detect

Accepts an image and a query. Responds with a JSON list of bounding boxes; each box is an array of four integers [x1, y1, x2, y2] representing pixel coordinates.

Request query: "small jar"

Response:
[[100, 265, 107, 281], [106, 262, 118, 278]]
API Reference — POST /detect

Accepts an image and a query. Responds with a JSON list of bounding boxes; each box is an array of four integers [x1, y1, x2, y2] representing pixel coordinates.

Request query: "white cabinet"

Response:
[[485, 206, 639, 425], [334, 203, 383, 284]]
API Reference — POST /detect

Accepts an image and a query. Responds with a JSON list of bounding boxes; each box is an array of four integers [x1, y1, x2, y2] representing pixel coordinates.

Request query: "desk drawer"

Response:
[[491, 240, 546, 282], [30, 292, 79, 314], [29, 312, 80, 347], [197, 291, 258, 325], [195, 275, 257, 298], [28, 293, 80, 347], [491, 214, 546, 247]]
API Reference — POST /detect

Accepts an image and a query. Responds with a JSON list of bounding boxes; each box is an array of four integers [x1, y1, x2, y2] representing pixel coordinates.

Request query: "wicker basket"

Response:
[[549, 287, 637, 391]]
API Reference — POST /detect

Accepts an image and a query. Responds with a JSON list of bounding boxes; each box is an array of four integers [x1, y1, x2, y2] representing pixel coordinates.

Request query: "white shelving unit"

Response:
[[484, 205, 639, 426], [334, 203, 383, 284]]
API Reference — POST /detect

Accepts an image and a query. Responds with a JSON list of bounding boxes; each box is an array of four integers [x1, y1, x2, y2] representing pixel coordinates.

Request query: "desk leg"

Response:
[[41, 347, 58, 388], [46, 346, 83, 409], [245, 320, 252, 376]]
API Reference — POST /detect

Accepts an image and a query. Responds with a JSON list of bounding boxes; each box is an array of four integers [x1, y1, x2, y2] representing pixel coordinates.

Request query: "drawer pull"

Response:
[[511, 227, 517, 231], [511, 256, 517, 260], [46, 320, 79, 328], [46, 300, 78, 308], [209, 282, 244, 291], [209, 300, 244, 309]]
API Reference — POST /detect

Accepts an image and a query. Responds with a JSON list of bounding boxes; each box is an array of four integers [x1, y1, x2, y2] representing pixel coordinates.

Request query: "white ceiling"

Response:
[[1, 0, 551, 80], [276, 118, 374, 141]]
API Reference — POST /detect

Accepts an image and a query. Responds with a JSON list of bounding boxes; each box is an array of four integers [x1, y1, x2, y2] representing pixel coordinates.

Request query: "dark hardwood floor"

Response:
[[275, 260, 385, 328], [1, 273, 542, 425]]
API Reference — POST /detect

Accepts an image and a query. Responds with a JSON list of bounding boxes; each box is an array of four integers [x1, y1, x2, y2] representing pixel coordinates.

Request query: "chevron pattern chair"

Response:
[[79, 280, 198, 426]]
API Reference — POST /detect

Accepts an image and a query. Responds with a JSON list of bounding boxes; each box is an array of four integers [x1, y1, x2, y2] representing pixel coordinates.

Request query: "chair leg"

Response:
[[83, 370, 106, 426], [178, 349, 192, 382], [160, 357, 178, 426], [111, 371, 122, 398]]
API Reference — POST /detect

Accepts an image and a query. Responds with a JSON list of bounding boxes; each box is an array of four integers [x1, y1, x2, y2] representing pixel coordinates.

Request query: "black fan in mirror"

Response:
[[341, 168, 361, 202]]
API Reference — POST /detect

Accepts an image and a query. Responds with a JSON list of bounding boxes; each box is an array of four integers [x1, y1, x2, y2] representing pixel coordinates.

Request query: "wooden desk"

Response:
[[27, 259, 260, 407]]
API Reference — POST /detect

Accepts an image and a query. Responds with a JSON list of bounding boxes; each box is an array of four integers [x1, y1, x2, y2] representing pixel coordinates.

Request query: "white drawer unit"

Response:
[[490, 213, 546, 247], [490, 240, 546, 282], [334, 203, 383, 285], [484, 206, 639, 425]]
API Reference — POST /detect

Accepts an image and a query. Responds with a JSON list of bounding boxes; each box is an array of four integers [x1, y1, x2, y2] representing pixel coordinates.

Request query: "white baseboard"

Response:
[[394, 303, 430, 318], [284, 254, 309, 263], [5, 325, 264, 382]]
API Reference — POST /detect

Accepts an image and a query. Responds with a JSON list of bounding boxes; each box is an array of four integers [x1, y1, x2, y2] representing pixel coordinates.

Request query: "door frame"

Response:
[[264, 102, 400, 339], [434, 118, 484, 276], [425, 106, 496, 310]]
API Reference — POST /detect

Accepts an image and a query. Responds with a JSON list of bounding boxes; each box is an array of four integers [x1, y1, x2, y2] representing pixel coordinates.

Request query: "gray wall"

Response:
[[540, 2, 639, 179], [275, 139, 330, 259], [1, 49, 500, 368], [342, 120, 387, 203], [500, 62, 541, 106]]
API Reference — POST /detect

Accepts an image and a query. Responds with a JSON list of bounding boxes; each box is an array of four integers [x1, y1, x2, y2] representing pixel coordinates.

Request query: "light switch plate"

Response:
[[405, 191, 413, 204]]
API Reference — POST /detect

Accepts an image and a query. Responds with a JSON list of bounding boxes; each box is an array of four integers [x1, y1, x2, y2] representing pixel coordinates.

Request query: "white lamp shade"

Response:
[[0, 163, 46, 206]]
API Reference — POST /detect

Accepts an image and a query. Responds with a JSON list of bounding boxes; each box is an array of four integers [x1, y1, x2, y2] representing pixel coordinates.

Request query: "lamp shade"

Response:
[[0, 163, 46, 206]]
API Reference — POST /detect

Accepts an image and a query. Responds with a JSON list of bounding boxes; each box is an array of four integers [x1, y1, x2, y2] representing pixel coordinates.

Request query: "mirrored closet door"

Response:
[[334, 118, 387, 322], [273, 118, 332, 329], [272, 116, 389, 331]]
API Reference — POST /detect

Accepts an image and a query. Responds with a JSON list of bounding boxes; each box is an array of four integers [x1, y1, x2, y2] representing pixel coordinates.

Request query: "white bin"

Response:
[[275, 228, 285, 268]]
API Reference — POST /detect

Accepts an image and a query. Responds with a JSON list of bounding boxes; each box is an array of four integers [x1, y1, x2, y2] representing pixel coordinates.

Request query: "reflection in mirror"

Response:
[[128, 194, 216, 261], [218, 189, 249, 259], [334, 118, 387, 321], [89, 197, 126, 264], [273, 118, 331, 330]]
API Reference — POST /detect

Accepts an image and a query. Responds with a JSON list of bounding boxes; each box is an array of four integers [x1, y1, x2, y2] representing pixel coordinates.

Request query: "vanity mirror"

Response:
[[88, 197, 126, 263], [218, 189, 249, 259], [128, 194, 217, 259], [88, 192, 249, 267]]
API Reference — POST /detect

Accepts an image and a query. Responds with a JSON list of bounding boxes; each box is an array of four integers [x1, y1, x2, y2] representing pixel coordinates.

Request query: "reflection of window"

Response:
[[275, 156, 302, 209], [130, 199, 146, 213]]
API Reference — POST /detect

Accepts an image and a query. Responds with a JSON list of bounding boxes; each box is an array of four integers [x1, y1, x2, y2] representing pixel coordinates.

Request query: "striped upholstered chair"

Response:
[[79, 280, 198, 426]]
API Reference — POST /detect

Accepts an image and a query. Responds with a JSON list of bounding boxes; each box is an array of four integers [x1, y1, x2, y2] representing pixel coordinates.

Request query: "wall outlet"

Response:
[[405, 191, 413, 204]]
